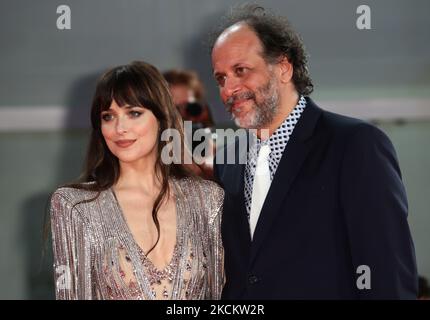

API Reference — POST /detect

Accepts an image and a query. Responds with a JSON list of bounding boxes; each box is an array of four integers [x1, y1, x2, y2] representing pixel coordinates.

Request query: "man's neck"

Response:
[[257, 91, 300, 140]]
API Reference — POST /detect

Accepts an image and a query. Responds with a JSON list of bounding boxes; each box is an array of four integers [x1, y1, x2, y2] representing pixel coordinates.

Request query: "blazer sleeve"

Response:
[[340, 123, 418, 299], [50, 190, 93, 300]]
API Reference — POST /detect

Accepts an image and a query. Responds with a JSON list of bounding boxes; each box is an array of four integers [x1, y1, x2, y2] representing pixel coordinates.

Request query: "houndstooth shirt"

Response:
[[244, 96, 307, 218]]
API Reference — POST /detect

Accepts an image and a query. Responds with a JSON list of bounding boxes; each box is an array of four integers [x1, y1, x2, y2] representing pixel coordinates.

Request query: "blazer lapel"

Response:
[[250, 98, 323, 263], [221, 134, 252, 249]]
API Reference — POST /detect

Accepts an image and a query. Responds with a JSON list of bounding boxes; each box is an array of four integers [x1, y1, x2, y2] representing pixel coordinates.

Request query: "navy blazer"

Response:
[[214, 97, 418, 299]]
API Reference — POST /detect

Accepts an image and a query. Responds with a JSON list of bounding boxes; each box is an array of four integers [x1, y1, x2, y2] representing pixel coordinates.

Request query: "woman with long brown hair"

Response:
[[50, 61, 224, 300]]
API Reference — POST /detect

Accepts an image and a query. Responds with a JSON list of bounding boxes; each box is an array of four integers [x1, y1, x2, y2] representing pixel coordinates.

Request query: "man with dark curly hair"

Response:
[[212, 5, 417, 299]]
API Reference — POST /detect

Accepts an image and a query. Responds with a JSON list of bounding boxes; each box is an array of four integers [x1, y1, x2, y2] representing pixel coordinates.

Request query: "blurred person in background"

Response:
[[163, 69, 214, 128], [49, 61, 224, 300], [164, 69, 216, 179]]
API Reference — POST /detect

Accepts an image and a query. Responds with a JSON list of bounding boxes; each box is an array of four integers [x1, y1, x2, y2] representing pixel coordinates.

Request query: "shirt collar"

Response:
[[250, 95, 307, 153]]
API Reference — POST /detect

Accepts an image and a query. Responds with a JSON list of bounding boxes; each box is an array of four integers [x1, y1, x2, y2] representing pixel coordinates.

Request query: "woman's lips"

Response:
[[115, 139, 136, 148]]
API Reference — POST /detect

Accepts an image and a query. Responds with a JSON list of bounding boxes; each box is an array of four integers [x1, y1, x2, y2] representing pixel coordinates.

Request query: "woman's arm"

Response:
[[50, 190, 93, 300], [207, 183, 225, 300]]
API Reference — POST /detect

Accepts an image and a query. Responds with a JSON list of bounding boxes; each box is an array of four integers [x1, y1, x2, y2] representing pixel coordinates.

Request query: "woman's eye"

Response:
[[129, 110, 142, 118], [101, 113, 113, 121]]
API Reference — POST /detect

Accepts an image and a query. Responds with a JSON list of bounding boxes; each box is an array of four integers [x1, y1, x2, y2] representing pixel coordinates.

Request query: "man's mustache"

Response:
[[225, 91, 256, 112]]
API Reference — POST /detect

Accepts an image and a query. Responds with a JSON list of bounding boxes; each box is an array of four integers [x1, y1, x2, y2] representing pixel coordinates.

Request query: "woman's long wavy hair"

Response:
[[51, 61, 196, 255]]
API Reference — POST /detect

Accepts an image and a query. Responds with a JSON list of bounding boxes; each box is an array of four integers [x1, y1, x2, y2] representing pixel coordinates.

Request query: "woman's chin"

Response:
[[115, 153, 141, 164]]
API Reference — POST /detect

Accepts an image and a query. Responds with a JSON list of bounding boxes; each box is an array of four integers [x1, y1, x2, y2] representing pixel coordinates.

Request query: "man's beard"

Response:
[[225, 74, 280, 129]]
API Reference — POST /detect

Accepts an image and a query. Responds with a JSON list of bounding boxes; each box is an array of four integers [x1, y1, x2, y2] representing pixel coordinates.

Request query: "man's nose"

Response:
[[222, 76, 241, 98]]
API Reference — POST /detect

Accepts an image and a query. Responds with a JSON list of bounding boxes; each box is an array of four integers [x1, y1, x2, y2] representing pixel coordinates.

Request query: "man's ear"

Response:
[[278, 56, 293, 84]]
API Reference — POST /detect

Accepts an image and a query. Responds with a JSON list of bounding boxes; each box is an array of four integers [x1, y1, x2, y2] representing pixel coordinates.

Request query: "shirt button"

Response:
[[248, 275, 259, 285]]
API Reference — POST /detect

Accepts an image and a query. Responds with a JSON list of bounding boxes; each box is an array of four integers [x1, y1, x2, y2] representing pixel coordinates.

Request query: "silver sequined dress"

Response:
[[50, 177, 224, 300]]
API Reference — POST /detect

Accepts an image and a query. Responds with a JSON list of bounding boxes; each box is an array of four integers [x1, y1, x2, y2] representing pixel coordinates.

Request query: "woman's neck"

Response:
[[115, 156, 162, 195]]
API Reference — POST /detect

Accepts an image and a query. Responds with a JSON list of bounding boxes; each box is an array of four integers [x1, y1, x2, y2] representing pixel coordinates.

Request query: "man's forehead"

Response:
[[215, 22, 246, 44], [212, 23, 264, 69], [214, 23, 260, 50]]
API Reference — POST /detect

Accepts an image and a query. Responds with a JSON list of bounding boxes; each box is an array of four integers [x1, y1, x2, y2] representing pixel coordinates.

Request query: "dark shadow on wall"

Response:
[[22, 192, 55, 299], [62, 72, 102, 130], [22, 71, 102, 299]]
